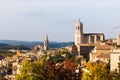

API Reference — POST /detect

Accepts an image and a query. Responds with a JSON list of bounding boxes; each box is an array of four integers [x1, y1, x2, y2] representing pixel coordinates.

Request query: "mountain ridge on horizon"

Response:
[[0, 39, 73, 43], [0, 40, 74, 49]]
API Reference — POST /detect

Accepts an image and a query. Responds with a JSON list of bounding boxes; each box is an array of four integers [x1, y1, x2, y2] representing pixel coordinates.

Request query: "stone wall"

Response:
[[79, 45, 95, 58]]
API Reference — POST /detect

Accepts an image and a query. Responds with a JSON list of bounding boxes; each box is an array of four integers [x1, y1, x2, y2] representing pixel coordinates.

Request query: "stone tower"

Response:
[[44, 35, 49, 50], [75, 19, 83, 45]]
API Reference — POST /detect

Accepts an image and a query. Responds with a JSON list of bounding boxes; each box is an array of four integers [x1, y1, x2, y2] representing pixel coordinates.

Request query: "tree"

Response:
[[116, 62, 120, 79], [118, 62, 120, 73], [43, 62, 59, 80], [60, 59, 82, 80], [31, 59, 45, 79], [44, 59, 82, 80], [16, 58, 45, 80], [16, 58, 82, 80], [82, 61, 110, 80], [16, 57, 33, 80], [112, 62, 120, 80], [7, 64, 12, 75]]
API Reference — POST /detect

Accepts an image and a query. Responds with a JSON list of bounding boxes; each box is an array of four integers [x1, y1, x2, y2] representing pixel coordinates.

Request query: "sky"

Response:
[[0, 0, 120, 42]]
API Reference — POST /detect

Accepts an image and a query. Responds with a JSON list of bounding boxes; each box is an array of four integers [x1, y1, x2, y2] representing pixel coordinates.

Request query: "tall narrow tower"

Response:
[[44, 35, 49, 50], [75, 19, 83, 45]]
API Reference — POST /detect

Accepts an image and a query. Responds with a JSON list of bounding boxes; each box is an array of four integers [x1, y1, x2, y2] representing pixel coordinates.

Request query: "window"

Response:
[[78, 26, 79, 30], [97, 36, 100, 41], [91, 36, 94, 43]]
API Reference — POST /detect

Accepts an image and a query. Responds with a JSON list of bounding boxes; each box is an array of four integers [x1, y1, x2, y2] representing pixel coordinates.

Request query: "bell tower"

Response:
[[44, 35, 49, 50], [75, 19, 83, 45]]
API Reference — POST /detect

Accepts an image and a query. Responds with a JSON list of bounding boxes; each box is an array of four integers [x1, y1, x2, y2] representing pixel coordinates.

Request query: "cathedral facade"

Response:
[[75, 20, 104, 45]]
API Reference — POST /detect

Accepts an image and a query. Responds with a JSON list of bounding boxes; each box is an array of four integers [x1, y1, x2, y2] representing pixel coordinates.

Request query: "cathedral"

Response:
[[75, 19, 104, 45], [75, 20, 105, 57]]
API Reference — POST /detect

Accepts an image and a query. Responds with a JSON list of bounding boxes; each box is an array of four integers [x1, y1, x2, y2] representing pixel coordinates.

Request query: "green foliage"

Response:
[[111, 62, 120, 80], [7, 64, 12, 75], [0, 77, 7, 80], [86, 54, 89, 62], [16, 58, 45, 80], [0, 43, 30, 50], [16, 58, 82, 80], [0, 49, 16, 59], [82, 61, 109, 80], [59, 50, 65, 55], [48, 53, 65, 63], [118, 62, 120, 73]]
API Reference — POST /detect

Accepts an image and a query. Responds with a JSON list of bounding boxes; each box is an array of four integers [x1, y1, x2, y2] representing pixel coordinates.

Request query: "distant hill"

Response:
[[0, 40, 74, 49], [0, 43, 30, 50]]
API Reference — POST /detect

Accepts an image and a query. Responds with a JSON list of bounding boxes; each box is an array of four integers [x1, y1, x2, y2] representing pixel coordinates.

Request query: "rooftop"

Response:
[[84, 33, 104, 35], [95, 44, 111, 50], [111, 49, 120, 53], [97, 54, 110, 58]]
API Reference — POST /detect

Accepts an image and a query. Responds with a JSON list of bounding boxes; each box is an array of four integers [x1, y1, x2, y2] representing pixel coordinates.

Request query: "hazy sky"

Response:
[[0, 0, 120, 42]]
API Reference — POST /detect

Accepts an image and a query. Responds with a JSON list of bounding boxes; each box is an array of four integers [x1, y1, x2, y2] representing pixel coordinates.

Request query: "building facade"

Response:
[[75, 20, 104, 45], [110, 49, 120, 71], [90, 44, 111, 63]]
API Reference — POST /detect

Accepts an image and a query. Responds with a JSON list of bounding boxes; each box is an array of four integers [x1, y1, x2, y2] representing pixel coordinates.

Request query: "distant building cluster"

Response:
[[1, 19, 120, 79], [74, 19, 120, 72], [33, 35, 49, 51]]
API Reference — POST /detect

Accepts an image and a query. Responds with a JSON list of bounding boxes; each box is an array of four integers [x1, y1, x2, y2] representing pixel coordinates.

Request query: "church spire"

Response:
[[44, 35, 49, 50]]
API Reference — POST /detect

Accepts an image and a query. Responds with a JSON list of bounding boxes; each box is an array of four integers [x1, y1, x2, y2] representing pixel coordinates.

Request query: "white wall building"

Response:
[[110, 49, 120, 71]]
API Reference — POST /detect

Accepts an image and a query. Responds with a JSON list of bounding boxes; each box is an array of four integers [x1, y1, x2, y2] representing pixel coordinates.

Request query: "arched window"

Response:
[[76, 27, 77, 30], [78, 26, 79, 30]]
